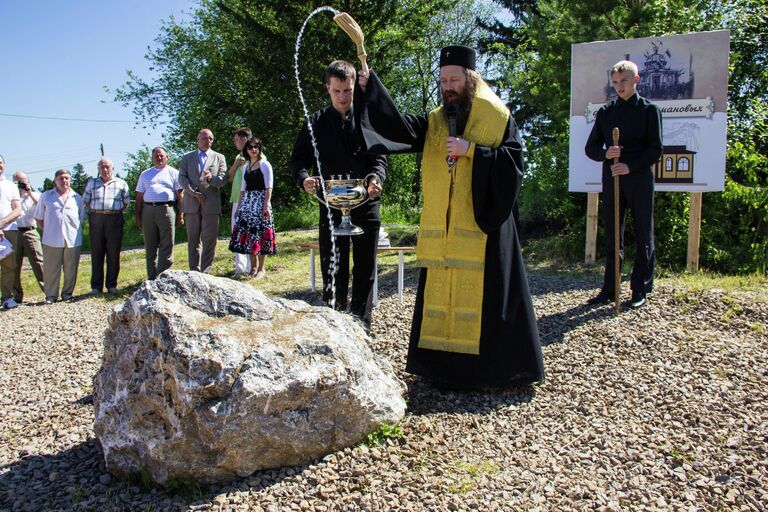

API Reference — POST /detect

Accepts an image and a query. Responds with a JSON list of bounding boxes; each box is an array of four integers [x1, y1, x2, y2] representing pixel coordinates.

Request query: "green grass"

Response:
[[16, 225, 420, 303], [381, 204, 421, 224], [668, 448, 694, 466], [523, 235, 768, 300], [16, 226, 765, 304], [274, 202, 317, 232], [130, 467, 203, 500], [522, 230, 584, 266], [446, 458, 502, 495], [664, 271, 768, 300]]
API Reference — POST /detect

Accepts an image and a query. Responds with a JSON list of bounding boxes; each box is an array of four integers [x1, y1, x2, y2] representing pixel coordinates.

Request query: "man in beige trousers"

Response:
[[178, 129, 227, 273]]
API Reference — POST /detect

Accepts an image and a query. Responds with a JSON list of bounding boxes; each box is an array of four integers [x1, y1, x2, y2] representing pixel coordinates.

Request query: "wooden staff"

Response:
[[612, 127, 621, 315]]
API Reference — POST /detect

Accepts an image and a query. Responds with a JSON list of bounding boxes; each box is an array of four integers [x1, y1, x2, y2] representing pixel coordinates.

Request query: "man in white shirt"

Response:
[[0, 154, 22, 309], [34, 168, 85, 303], [135, 147, 183, 280], [178, 128, 227, 273], [12, 171, 45, 302], [82, 157, 130, 294]]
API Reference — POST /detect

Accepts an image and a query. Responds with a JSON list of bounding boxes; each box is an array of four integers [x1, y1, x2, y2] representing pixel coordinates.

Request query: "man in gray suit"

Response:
[[178, 128, 227, 273]]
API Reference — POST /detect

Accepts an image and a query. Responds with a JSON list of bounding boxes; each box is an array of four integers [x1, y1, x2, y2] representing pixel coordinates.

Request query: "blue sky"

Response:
[[0, 0, 193, 190]]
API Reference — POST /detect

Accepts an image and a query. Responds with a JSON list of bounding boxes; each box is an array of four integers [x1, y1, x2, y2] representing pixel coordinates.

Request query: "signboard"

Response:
[[568, 30, 730, 192]]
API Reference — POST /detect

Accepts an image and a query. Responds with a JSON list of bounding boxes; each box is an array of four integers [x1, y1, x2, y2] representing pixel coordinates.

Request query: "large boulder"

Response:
[[93, 270, 406, 485]]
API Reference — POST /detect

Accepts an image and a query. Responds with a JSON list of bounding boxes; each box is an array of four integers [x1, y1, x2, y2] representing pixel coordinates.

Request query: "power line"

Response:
[[0, 112, 133, 123], [25, 159, 101, 176], [10, 149, 107, 168], [14, 151, 133, 169]]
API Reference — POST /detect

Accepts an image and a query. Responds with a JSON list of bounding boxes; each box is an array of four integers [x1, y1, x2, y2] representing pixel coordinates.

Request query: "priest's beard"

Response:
[[441, 87, 473, 133]]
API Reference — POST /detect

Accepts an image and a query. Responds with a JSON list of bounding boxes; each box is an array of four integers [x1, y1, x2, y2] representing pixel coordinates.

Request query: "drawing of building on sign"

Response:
[[603, 41, 694, 101], [654, 145, 696, 183], [664, 122, 700, 152]]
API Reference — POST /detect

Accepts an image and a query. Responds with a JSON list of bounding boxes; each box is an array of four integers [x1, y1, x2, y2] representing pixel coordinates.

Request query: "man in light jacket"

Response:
[[178, 128, 227, 273]]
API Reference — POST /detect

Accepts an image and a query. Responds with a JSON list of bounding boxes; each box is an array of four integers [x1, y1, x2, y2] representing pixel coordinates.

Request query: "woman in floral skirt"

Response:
[[229, 137, 276, 277]]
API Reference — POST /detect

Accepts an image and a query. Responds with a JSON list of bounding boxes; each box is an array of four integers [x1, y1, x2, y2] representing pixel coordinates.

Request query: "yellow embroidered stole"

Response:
[[417, 81, 509, 355]]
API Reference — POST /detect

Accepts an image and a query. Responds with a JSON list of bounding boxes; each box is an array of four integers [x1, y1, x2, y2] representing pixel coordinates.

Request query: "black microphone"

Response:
[[446, 104, 458, 137], [446, 104, 458, 168]]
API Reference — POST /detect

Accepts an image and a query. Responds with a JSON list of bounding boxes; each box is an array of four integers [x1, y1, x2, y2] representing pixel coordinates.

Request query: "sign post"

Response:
[[687, 192, 703, 271]]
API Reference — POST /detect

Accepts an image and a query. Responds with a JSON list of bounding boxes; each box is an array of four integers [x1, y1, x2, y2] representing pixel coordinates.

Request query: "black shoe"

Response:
[[629, 291, 646, 309], [587, 290, 614, 305]]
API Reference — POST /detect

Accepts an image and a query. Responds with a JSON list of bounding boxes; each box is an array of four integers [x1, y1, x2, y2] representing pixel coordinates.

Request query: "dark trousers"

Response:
[[602, 170, 655, 294], [318, 208, 379, 326], [89, 212, 124, 291]]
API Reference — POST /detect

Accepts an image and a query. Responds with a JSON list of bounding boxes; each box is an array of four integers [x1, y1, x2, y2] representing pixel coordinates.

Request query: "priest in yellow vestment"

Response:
[[357, 46, 544, 388]]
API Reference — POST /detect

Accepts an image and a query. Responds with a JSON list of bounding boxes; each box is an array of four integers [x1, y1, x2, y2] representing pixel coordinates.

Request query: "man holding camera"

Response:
[[12, 171, 45, 302], [0, 154, 22, 309]]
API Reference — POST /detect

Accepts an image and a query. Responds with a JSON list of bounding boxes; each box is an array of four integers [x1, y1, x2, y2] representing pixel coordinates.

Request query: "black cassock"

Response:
[[357, 72, 544, 387], [288, 106, 387, 325]]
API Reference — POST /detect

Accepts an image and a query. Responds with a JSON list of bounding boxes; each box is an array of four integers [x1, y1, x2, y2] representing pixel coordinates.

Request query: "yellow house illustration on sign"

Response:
[[654, 145, 696, 183]]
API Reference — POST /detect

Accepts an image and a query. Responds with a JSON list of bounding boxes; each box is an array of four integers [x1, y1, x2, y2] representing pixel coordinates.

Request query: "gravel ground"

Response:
[[1, 268, 766, 511]]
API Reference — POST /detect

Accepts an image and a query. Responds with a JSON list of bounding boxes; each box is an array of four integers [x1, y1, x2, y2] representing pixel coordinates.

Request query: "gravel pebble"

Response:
[[1, 270, 766, 511]]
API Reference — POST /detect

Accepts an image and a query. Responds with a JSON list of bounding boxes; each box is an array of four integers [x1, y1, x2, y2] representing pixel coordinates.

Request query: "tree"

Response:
[[112, 0, 496, 216], [484, 0, 767, 272], [375, 0, 496, 113], [121, 147, 152, 197], [114, 0, 405, 211], [70, 163, 91, 195]]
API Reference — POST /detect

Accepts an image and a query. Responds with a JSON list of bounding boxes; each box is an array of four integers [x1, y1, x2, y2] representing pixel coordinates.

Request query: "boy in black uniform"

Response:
[[585, 60, 663, 309], [289, 60, 387, 327]]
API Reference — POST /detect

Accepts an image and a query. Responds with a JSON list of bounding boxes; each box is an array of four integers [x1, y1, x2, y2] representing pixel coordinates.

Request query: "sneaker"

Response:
[[107, 288, 118, 294], [3, 298, 18, 309], [89, 289, 102, 295], [61, 294, 73, 301], [255, 270, 266, 279], [629, 291, 647, 309], [45, 297, 57, 304], [586, 290, 614, 305]]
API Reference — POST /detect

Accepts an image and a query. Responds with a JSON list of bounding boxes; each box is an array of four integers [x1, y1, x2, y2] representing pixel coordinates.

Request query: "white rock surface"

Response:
[[92, 270, 406, 484]]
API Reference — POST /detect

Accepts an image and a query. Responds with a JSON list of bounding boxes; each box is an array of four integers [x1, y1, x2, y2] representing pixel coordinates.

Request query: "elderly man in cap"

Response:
[[12, 171, 45, 302], [82, 157, 130, 294], [34, 168, 85, 302], [357, 46, 543, 388]]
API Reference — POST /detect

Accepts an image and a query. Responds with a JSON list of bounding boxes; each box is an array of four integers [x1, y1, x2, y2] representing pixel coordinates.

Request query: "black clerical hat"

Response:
[[439, 45, 476, 70]]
